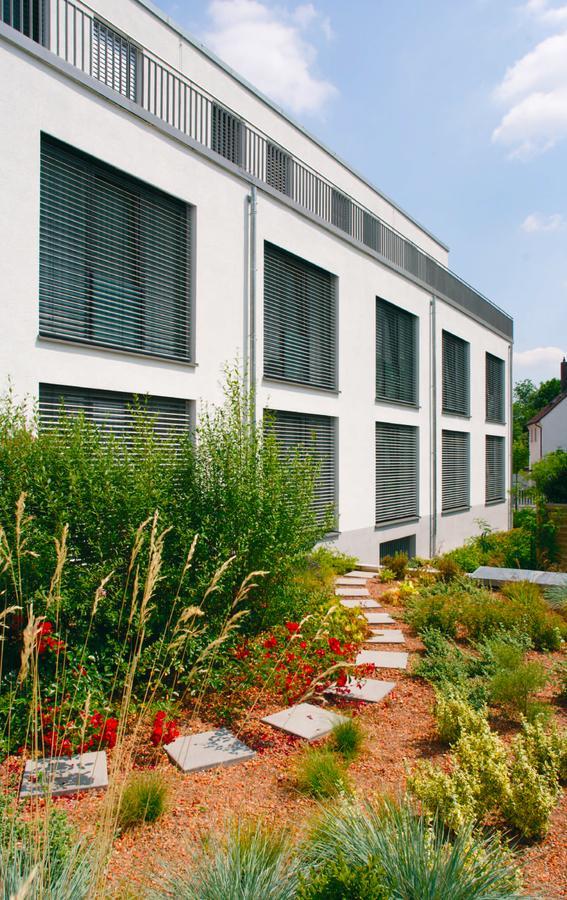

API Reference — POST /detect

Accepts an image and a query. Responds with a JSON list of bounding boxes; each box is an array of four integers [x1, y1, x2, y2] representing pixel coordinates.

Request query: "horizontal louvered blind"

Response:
[[211, 104, 242, 165], [442, 331, 470, 416], [486, 354, 505, 423], [486, 435, 506, 503], [39, 384, 190, 439], [264, 243, 337, 390], [442, 430, 470, 513], [266, 410, 336, 525], [375, 422, 419, 524], [266, 143, 292, 196], [376, 298, 418, 405], [92, 19, 138, 101], [39, 136, 191, 362]]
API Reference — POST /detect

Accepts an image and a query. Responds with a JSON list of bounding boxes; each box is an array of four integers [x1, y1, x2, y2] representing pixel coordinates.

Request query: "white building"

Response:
[[528, 360, 567, 468], [0, 0, 513, 561]]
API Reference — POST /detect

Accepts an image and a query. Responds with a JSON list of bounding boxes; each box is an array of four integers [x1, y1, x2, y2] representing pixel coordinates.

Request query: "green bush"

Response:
[[503, 745, 558, 840], [434, 693, 488, 745], [295, 748, 351, 798], [377, 567, 396, 584], [380, 552, 408, 581], [297, 855, 388, 899], [413, 629, 489, 709], [489, 649, 548, 720], [303, 798, 521, 898], [531, 449, 567, 503], [406, 593, 460, 638], [328, 718, 364, 762], [118, 771, 169, 830]]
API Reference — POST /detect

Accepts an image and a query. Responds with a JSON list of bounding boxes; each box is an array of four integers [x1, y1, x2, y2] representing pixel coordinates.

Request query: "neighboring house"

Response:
[[0, 0, 513, 561], [528, 360, 567, 468]]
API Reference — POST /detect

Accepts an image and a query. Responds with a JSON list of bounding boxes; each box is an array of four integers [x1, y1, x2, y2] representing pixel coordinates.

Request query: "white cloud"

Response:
[[514, 346, 566, 383], [521, 212, 565, 231], [492, 3, 567, 158], [203, 0, 337, 116]]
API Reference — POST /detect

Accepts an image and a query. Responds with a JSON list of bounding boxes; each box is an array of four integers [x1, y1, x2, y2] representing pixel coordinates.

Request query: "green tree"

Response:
[[513, 377, 561, 473]]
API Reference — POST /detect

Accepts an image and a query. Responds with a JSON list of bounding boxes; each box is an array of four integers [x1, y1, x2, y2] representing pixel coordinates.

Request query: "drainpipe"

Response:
[[430, 295, 437, 558], [248, 186, 257, 420]]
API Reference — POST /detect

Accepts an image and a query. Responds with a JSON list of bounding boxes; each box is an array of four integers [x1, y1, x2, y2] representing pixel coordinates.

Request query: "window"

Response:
[[265, 410, 337, 526], [442, 331, 470, 416], [92, 19, 138, 101], [266, 143, 292, 196], [39, 384, 191, 439], [375, 422, 419, 524], [380, 535, 416, 561], [263, 243, 337, 390], [39, 136, 191, 362], [376, 298, 418, 406], [1, 0, 46, 44], [442, 430, 470, 513], [331, 189, 352, 234], [486, 435, 506, 504], [211, 104, 242, 166], [486, 353, 505, 423]]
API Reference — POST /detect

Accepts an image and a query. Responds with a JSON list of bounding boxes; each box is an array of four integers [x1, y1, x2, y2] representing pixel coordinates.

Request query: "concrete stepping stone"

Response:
[[357, 563, 380, 572], [340, 598, 381, 609], [325, 677, 396, 704], [165, 728, 255, 773], [335, 577, 367, 587], [356, 650, 409, 670], [343, 571, 371, 579], [262, 702, 347, 741], [364, 612, 396, 625], [335, 587, 369, 597], [365, 629, 406, 644], [20, 751, 108, 799]]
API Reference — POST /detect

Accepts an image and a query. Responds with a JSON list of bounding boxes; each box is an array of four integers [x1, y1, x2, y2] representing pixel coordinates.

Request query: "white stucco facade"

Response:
[[0, 0, 513, 561], [529, 396, 567, 468]]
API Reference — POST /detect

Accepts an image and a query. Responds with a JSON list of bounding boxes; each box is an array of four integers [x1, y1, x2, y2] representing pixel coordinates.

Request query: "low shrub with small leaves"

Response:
[[503, 744, 558, 840], [412, 629, 488, 709], [434, 556, 463, 582], [434, 693, 488, 745], [295, 748, 351, 798], [380, 552, 409, 581], [118, 771, 169, 830], [329, 718, 364, 762], [297, 855, 388, 899], [488, 643, 548, 721], [377, 567, 396, 584], [406, 593, 460, 638]]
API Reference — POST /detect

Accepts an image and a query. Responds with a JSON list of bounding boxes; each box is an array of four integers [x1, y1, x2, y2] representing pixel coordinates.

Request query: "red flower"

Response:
[[328, 637, 343, 655], [285, 622, 300, 635], [336, 671, 348, 687], [263, 635, 278, 649], [299, 641, 307, 649]]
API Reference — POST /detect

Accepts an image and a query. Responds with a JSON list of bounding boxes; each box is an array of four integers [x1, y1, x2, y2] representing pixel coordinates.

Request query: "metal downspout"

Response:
[[430, 295, 438, 558], [248, 186, 257, 419]]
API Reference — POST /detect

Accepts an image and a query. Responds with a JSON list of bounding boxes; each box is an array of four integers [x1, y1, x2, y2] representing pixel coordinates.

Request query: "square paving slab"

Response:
[[262, 702, 347, 741], [356, 650, 408, 670], [335, 577, 367, 587], [343, 571, 371, 579], [364, 612, 396, 625], [365, 629, 405, 644], [20, 751, 108, 799], [165, 728, 255, 773], [340, 598, 381, 609], [325, 677, 396, 703], [335, 587, 370, 597]]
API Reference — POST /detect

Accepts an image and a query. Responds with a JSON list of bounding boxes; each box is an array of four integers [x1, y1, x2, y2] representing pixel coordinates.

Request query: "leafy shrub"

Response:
[[503, 744, 558, 840], [434, 556, 463, 582], [406, 593, 460, 638], [412, 629, 488, 709], [380, 553, 408, 580], [377, 567, 396, 584], [156, 822, 298, 900], [434, 693, 488, 745], [303, 797, 521, 898], [118, 771, 169, 830], [295, 748, 351, 798], [531, 449, 567, 503], [488, 648, 548, 721], [328, 718, 364, 762], [297, 855, 388, 899]]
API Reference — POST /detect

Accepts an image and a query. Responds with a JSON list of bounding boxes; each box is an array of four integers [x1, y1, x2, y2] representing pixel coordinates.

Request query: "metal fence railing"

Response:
[[2, 0, 514, 339]]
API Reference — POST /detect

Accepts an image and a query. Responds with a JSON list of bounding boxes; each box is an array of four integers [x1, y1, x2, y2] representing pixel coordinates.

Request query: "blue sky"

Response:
[[159, 0, 567, 385]]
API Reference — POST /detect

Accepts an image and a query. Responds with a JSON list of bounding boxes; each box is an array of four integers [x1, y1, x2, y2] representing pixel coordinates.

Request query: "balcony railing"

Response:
[[1, 0, 513, 339]]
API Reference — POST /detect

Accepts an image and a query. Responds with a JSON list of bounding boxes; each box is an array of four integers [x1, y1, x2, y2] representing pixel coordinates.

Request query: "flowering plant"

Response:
[[38, 704, 118, 756], [150, 711, 180, 747]]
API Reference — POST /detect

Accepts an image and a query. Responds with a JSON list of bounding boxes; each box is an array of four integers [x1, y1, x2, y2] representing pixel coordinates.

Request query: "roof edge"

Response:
[[527, 392, 567, 425], [133, 0, 451, 254]]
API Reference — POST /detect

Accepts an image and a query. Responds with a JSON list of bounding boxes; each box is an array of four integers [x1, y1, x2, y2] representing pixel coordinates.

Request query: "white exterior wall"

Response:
[[0, 9, 513, 562], [529, 402, 567, 468]]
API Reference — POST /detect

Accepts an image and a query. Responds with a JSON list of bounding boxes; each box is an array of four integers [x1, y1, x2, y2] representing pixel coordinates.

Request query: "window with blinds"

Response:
[[380, 535, 416, 561], [39, 136, 191, 362], [331, 189, 352, 234], [375, 422, 419, 525], [39, 384, 191, 439], [266, 143, 292, 196], [1, 0, 46, 44], [486, 353, 505, 423], [442, 331, 470, 416], [376, 298, 418, 406], [92, 19, 138, 102], [263, 243, 337, 390], [486, 435, 506, 504], [442, 430, 470, 513], [265, 410, 337, 525], [211, 104, 242, 166]]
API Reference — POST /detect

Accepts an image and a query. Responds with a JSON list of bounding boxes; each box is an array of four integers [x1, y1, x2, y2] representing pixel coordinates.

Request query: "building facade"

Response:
[[0, 0, 514, 561], [528, 360, 567, 468]]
